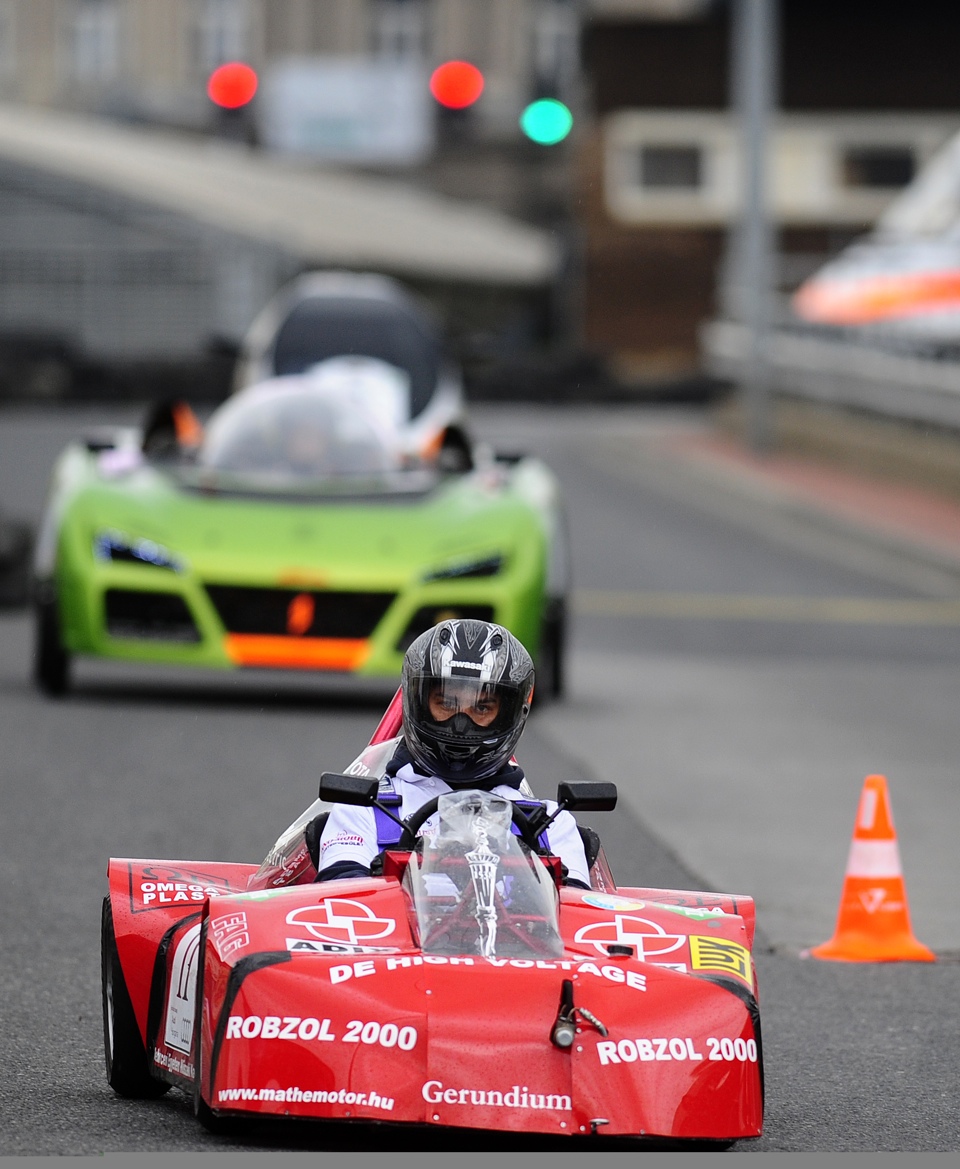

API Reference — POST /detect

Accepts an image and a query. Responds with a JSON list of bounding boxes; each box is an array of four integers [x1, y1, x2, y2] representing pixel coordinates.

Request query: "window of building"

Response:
[[193, 0, 252, 71], [67, 0, 120, 83], [533, 0, 580, 100], [841, 146, 916, 189], [370, 0, 428, 59], [0, 1, 15, 79], [639, 144, 703, 189]]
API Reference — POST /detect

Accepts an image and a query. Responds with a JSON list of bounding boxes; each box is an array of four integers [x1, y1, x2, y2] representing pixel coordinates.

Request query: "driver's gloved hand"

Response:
[[316, 861, 372, 882]]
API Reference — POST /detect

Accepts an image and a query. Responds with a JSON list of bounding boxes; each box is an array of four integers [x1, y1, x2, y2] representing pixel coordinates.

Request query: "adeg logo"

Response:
[[574, 915, 687, 960], [286, 899, 396, 946]]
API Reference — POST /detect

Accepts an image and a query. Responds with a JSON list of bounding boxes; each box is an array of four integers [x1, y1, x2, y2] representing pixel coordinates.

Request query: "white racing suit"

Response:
[[317, 748, 590, 888]]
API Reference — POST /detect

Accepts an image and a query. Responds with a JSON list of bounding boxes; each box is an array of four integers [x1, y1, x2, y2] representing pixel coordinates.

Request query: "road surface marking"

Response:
[[573, 589, 960, 625]]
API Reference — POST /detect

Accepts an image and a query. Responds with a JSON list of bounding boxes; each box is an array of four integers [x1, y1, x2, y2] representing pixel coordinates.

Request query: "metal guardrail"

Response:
[[701, 319, 960, 431]]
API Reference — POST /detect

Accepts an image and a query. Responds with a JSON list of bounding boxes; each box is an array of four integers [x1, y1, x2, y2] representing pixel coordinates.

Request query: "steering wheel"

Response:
[[396, 795, 545, 852]]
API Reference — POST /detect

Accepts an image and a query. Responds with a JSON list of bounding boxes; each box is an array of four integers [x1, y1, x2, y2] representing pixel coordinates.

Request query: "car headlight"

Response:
[[423, 554, 503, 582], [93, 530, 183, 572]]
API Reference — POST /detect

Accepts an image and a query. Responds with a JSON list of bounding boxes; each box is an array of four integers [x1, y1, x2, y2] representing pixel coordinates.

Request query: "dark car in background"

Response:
[[232, 270, 471, 469], [0, 507, 31, 608]]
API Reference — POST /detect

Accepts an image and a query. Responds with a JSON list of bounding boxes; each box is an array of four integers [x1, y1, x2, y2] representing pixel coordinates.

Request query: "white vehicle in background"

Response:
[[793, 128, 960, 351], [233, 270, 473, 471]]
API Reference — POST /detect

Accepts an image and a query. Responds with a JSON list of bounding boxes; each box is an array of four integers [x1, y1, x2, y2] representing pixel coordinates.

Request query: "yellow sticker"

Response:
[[689, 935, 753, 990]]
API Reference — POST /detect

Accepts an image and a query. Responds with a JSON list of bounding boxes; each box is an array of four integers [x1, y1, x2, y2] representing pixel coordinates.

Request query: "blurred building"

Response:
[[0, 1, 580, 147], [580, 0, 960, 383], [6, 2, 960, 396], [0, 0, 593, 397]]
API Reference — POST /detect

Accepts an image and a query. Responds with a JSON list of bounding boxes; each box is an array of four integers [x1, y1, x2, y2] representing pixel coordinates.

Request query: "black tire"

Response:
[[33, 595, 71, 697], [0, 520, 32, 608], [437, 425, 474, 474], [101, 897, 170, 1099], [536, 598, 566, 702]]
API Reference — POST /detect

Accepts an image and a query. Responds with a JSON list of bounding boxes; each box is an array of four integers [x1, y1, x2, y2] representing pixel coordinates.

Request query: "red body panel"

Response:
[[107, 858, 258, 1047], [109, 868, 763, 1140]]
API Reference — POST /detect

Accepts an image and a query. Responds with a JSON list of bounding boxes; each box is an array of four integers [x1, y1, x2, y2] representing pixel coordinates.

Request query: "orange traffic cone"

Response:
[[809, 774, 935, 963]]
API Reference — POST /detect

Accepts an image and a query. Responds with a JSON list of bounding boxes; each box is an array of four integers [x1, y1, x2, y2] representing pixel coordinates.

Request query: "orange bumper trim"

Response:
[[224, 634, 371, 671]]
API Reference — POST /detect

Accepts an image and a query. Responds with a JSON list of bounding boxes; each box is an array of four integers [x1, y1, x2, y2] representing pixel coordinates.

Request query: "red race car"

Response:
[[101, 691, 763, 1147]]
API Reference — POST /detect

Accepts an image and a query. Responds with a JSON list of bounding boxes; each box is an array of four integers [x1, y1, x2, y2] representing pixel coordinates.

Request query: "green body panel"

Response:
[[39, 441, 562, 679]]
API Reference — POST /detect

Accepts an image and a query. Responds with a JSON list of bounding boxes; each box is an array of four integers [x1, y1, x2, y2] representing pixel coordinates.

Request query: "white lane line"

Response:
[[574, 589, 960, 624]]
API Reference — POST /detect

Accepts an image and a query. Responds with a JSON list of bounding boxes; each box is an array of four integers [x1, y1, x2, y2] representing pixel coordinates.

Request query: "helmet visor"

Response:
[[412, 675, 528, 741]]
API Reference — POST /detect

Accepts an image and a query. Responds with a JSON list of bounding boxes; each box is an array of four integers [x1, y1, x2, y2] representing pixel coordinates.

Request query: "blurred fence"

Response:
[[0, 159, 284, 364], [702, 318, 960, 432]]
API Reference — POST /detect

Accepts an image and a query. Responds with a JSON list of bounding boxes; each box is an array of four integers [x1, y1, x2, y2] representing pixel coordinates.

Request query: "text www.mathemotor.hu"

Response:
[[218, 1086, 395, 1109]]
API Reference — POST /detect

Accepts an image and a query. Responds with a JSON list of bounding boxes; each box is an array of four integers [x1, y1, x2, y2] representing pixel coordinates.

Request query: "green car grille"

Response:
[[104, 589, 201, 642], [204, 585, 396, 639]]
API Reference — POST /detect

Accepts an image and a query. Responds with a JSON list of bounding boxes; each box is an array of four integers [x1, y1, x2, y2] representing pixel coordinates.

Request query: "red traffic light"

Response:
[[429, 60, 484, 109], [207, 62, 258, 109]]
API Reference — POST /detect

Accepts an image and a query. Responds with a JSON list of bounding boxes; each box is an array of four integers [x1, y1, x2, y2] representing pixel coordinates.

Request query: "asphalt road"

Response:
[[0, 402, 958, 1153]]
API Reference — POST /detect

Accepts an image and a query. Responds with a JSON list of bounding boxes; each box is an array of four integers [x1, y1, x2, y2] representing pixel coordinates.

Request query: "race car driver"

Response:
[[315, 618, 590, 888]]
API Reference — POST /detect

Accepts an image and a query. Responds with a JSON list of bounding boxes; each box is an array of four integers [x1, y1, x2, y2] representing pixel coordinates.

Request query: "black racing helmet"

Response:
[[401, 619, 535, 784]]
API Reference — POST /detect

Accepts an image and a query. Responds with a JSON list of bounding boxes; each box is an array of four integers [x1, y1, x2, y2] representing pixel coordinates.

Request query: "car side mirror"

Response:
[[556, 781, 618, 812], [319, 772, 380, 806]]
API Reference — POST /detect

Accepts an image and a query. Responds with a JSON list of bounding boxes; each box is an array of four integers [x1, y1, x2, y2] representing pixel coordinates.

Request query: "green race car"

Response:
[[32, 373, 568, 699]]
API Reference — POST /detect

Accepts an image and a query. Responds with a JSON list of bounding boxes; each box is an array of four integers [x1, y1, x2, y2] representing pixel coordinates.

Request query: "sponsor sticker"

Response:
[[163, 923, 201, 1054], [574, 914, 687, 960], [422, 1081, 572, 1113], [596, 1035, 758, 1065], [689, 935, 753, 988], [218, 1085, 395, 1110], [152, 1049, 195, 1078], [233, 888, 292, 901], [858, 887, 903, 914], [285, 899, 396, 946], [129, 863, 237, 912], [210, 911, 249, 960], [327, 955, 647, 991], [582, 894, 647, 912], [285, 938, 399, 955], [652, 902, 730, 921], [224, 1016, 418, 1049], [138, 880, 224, 908]]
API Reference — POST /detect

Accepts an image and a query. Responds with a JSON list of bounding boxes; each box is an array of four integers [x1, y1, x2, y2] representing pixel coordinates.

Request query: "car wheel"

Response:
[[537, 598, 566, 702], [0, 519, 31, 608], [101, 897, 170, 1099], [33, 596, 71, 697]]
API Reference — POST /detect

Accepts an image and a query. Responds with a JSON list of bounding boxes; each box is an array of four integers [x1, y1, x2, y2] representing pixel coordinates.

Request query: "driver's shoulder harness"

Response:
[[370, 776, 552, 855], [316, 745, 569, 884]]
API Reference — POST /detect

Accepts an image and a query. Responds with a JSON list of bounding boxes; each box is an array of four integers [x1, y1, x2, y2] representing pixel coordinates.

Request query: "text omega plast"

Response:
[[139, 881, 222, 905], [328, 954, 647, 990]]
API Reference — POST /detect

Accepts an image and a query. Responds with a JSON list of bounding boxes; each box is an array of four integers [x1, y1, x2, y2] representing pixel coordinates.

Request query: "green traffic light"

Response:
[[519, 99, 572, 145]]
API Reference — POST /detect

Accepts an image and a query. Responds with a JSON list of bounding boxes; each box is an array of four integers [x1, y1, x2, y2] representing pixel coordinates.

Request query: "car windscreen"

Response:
[[271, 297, 442, 418], [403, 790, 563, 960], [197, 383, 402, 484]]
